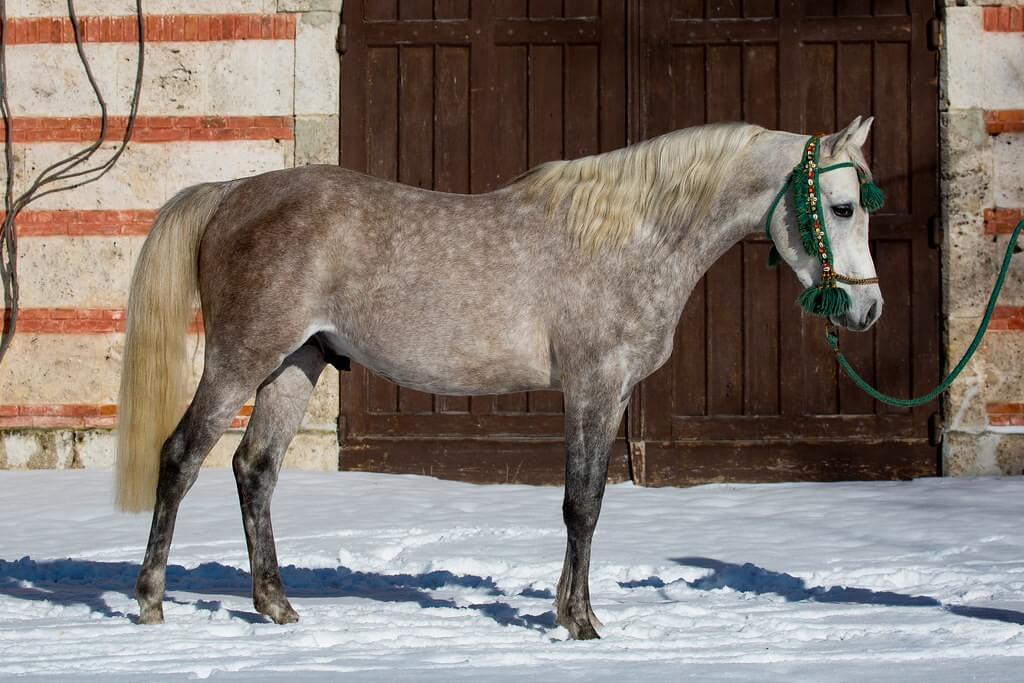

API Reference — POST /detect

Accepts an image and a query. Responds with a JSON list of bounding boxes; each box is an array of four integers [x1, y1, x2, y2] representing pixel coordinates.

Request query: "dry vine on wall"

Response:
[[0, 0, 145, 364]]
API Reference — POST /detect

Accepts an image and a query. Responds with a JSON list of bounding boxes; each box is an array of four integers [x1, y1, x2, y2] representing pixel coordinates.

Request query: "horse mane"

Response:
[[515, 122, 764, 251]]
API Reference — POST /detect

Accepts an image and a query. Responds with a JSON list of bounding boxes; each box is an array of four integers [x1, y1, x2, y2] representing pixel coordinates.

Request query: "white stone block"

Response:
[[7, 41, 294, 117], [5, 140, 292, 211], [18, 236, 144, 309], [7, 1, 277, 18], [944, 7, 985, 109], [994, 132, 1024, 206], [983, 33, 1024, 110], [295, 11, 340, 116]]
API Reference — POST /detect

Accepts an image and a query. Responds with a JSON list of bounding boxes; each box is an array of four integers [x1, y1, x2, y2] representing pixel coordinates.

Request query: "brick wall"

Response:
[[0, 0, 342, 470], [942, 1, 1024, 473]]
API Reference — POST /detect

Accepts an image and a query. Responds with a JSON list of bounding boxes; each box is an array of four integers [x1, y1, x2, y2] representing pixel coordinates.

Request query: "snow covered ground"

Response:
[[2, 470, 1024, 681]]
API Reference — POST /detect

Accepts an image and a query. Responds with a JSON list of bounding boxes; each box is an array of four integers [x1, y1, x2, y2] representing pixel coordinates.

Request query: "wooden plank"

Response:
[[436, 0, 470, 19], [565, 44, 600, 158], [874, 239, 913, 414], [434, 45, 472, 414], [907, 0, 941, 423], [835, 40, 876, 416], [799, 42, 838, 415], [492, 42, 529, 414], [744, 0, 777, 18], [670, 17, 911, 44], [400, 0, 433, 20], [743, 43, 778, 129], [644, 441, 937, 486], [671, 414, 919, 441], [873, 41, 910, 215], [397, 43, 437, 415], [363, 0, 397, 21], [706, 247, 744, 415], [743, 241, 780, 415], [346, 411, 565, 436], [565, 0, 598, 17], [494, 18, 601, 44], [709, 0, 741, 19], [527, 21, 566, 416], [342, 438, 631, 485]]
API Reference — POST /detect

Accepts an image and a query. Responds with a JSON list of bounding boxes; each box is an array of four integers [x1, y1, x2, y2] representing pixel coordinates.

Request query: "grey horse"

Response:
[[115, 117, 882, 639]]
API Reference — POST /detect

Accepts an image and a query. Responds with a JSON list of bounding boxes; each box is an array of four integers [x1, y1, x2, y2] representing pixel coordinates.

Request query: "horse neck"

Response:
[[665, 130, 806, 291]]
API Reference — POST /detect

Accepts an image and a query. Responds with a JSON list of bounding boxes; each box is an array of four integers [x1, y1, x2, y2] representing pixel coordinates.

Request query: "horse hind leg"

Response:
[[232, 343, 326, 624], [135, 348, 289, 625]]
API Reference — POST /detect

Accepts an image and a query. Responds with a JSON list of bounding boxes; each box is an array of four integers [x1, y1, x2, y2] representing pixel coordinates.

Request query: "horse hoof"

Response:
[[138, 603, 164, 625], [258, 600, 300, 625], [557, 611, 602, 640]]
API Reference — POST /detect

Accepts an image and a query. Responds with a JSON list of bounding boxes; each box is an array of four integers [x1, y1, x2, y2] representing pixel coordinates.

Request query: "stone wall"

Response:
[[0, 1, 342, 470], [942, 2, 1024, 473]]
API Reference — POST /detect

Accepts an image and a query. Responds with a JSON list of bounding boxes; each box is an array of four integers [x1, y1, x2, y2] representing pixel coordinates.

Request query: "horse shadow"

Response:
[[617, 556, 1024, 626], [0, 556, 555, 629]]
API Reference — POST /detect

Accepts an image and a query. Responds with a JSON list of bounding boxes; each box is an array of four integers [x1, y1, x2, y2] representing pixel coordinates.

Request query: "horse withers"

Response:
[[116, 117, 882, 639]]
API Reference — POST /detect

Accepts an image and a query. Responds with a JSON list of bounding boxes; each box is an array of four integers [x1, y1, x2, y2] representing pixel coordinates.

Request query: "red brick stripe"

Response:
[[990, 306, 1024, 332], [984, 208, 1024, 235], [983, 7, 1024, 32], [4, 14, 296, 45], [0, 404, 252, 429], [987, 402, 1024, 427], [984, 110, 1024, 135], [5, 309, 204, 334], [13, 210, 156, 237], [0, 116, 293, 143]]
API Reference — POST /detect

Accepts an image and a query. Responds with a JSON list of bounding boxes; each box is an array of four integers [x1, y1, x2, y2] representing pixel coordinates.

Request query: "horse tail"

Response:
[[116, 182, 233, 512]]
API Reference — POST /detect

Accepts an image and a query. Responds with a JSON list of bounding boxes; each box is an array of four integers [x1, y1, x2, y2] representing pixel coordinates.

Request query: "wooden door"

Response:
[[338, 0, 629, 483], [629, 0, 941, 484]]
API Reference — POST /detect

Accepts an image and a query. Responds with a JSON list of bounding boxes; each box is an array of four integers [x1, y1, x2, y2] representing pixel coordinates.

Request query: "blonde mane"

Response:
[[518, 123, 763, 251]]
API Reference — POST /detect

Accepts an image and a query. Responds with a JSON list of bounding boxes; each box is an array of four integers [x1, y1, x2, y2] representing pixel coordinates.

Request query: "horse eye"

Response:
[[831, 203, 854, 219]]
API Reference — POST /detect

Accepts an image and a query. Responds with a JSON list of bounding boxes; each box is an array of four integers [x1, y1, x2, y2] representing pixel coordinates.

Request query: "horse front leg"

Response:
[[232, 344, 326, 624], [556, 378, 627, 640]]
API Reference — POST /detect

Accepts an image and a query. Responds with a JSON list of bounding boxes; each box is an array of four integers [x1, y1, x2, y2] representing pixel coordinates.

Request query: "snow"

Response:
[[2, 470, 1024, 681]]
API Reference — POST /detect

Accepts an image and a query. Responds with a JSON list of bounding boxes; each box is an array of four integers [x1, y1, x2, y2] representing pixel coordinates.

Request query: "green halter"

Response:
[[764, 136, 885, 317]]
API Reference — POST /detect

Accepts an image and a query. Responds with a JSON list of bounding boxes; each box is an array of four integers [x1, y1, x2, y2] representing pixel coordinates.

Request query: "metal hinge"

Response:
[[628, 440, 647, 486], [927, 215, 942, 250], [336, 22, 347, 54], [928, 412, 944, 447], [927, 17, 942, 51]]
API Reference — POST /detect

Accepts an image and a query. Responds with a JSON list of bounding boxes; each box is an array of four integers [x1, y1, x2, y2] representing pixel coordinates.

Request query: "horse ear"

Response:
[[848, 116, 874, 149], [822, 116, 861, 157]]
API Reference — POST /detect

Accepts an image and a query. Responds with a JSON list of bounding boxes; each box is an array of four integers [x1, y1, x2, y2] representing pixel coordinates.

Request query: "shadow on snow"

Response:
[[0, 556, 554, 629], [617, 556, 1024, 627], [4, 555, 1020, 631]]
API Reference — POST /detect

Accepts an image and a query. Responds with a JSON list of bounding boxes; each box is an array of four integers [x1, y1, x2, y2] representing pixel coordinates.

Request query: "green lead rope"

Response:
[[826, 219, 1023, 408]]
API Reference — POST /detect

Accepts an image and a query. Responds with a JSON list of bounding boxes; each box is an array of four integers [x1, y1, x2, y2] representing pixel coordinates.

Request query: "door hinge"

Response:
[[628, 440, 647, 486], [927, 17, 942, 51], [928, 215, 943, 250], [336, 414, 348, 441], [928, 411, 944, 447], [336, 22, 348, 54]]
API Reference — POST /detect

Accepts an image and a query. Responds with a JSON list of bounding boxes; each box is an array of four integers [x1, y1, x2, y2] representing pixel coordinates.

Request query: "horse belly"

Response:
[[321, 324, 556, 396]]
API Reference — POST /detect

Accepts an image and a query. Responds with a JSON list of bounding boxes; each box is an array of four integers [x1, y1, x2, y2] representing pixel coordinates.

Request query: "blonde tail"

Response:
[[116, 182, 232, 512]]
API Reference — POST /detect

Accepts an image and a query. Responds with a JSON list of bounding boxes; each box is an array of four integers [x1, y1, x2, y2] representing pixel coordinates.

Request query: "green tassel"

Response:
[[860, 181, 885, 213], [797, 284, 852, 317], [791, 171, 818, 256], [768, 245, 781, 268]]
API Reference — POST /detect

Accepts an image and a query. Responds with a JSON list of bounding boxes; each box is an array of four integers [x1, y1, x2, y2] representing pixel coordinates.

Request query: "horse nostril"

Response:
[[865, 301, 879, 325]]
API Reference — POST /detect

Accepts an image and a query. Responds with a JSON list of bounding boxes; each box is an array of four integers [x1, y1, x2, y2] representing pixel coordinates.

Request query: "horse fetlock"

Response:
[[137, 596, 165, 625]]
